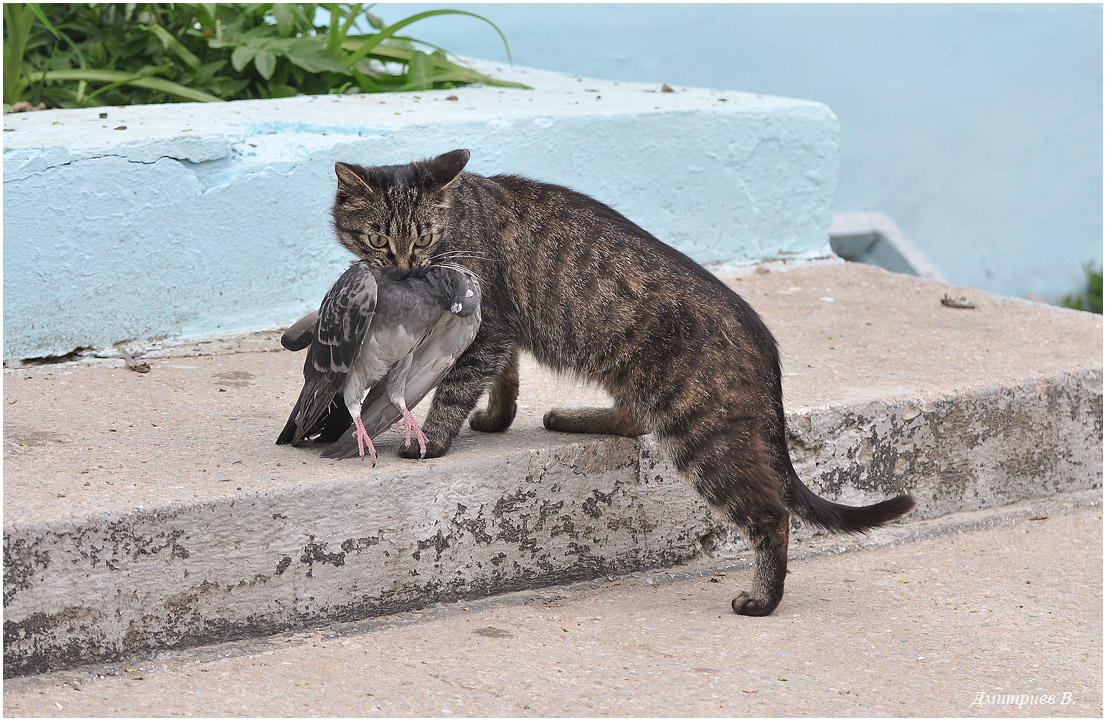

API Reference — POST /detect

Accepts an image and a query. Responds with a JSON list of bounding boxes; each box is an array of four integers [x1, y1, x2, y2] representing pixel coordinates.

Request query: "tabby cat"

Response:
[[327, 149, 914, 616]]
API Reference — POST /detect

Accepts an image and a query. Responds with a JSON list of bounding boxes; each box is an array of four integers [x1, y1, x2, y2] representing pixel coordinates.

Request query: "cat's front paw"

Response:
[[398, 435, 451, 459]]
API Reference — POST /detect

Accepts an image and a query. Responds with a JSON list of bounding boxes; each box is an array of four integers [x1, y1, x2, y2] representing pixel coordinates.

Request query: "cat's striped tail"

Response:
[[784, 467, 915, 535]]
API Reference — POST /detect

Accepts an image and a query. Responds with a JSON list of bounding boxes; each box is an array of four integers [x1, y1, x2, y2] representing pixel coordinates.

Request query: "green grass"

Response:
[[1059, 261, 1103, 314], [3, 3, 527, 109]]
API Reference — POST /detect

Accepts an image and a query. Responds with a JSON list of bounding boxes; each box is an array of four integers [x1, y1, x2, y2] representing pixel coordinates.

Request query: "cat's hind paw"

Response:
[[731, 591, 780, 617], [469, 406, 516, 433]]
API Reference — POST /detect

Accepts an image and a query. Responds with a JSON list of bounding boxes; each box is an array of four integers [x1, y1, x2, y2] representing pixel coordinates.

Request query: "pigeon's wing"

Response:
[[395, 272, 482, 413], [310, 264, 379, 375], [400, 306, 482, 405], [277, 309, 352, 444], [281, 310, 319, 351], [276, 264, 378, 446], [321, 276, 481, 459]]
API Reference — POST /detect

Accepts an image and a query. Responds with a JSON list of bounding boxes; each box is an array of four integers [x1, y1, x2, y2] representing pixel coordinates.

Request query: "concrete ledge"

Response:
[[6, 492, 1100, 717], [3, 262, 1101, 675], [2, 62, 838, 359], [830, 211, 946, 281]]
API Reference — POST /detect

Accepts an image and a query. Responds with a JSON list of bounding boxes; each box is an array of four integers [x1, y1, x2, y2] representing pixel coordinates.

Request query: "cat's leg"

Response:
[[731, 508, 790, 616], [543, 405, 645, 437], [665, 406, 790, 615], [469, 346, 519, 432], [399, 334, 514, 458]]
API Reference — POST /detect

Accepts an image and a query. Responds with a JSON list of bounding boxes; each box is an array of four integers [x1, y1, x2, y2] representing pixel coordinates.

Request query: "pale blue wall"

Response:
[[2, 76, 838, 358], [385, 3, 1103, 300]]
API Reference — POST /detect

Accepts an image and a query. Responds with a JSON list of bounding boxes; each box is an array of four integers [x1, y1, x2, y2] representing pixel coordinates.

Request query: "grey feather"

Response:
[[321, 294, 480, 458], [276, 262, 378, 446], [276, 263, 481, 455], [280, 310, 318, 352]]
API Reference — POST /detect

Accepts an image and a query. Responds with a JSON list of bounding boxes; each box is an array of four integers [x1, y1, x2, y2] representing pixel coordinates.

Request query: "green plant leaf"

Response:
[[254, 49, 277, 80], [38, 69, 223, 103], [406, 49, 432, 90], [352, 68, 383, 93], [392, 69, 529, 92], [230, 44, 255, 73], [83, 64, 168, 102], [267, 83, 298, 98], [343, 9, 514, 69], [26, 3, 61, 40], [357, 5, 386, 31], [148, 24, 201, 70], [4, 4, 37, 105], [273, 4, 296, 38], [9, 3, 524, 106], [280, 37, 350, 75], [210, 75, 250, 97], [191, 60, 227, 87], [1060, 261, 1104, 314]]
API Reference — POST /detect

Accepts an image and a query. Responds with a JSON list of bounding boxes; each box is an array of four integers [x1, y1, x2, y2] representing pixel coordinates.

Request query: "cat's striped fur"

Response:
[[330, 150, 914, 615]]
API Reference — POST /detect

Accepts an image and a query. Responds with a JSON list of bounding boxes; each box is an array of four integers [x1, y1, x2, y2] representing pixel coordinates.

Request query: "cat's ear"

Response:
[[335, 162, 373, 202], [419, 149, 470, 191]]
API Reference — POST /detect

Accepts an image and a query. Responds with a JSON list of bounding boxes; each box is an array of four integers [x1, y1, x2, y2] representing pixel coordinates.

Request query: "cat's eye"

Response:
[[366, 234, 387, 249], [414, 233, 434, 248]]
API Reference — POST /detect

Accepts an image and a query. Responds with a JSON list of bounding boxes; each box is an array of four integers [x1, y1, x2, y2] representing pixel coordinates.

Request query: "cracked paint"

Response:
[[8, 368, 1096, 676]]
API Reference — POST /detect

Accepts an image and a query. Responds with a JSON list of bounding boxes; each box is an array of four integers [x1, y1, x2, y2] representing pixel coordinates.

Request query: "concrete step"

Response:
[[3, 494, 1101, 716], [3, 261, 1102, 676]]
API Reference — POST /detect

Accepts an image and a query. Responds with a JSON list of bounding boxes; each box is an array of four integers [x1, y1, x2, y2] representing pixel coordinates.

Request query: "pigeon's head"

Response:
[[331, 150, 470, 280], [426, 266, 481, 318]]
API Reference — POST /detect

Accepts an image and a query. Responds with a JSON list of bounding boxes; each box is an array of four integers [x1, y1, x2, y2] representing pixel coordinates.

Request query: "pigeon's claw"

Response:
[[395, 404, 429, 459], [353, 416, 377, 466]]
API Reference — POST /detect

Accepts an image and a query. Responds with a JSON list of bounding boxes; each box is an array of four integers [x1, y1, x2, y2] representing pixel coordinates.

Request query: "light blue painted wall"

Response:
[[385, 2, 1103, 300], [2, 74, 838, 358]]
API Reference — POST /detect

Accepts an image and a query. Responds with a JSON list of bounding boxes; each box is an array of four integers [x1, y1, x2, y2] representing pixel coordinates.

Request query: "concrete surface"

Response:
[[3, 493, 1101, 717], [2, 60, 838, 359], [3, 261, 1102, 675]]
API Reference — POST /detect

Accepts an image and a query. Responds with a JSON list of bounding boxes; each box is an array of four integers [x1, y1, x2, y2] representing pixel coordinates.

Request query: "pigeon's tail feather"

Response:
[[276, 379, 341, 446], [314, 404, 355, 443], [276, 402, 351, 446], [275, 418, 298, 445], [320, 435, 362, 459], [276, 400, 312, 446]]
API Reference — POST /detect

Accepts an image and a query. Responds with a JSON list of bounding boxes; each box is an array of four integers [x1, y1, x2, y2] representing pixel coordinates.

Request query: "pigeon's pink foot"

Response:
[[353, 416, 377, 465], [394, 404, 429, 458]]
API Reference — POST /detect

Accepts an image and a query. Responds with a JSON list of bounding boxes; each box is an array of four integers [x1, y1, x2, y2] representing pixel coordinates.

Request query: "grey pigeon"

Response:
[[276, 262, 480, 461]]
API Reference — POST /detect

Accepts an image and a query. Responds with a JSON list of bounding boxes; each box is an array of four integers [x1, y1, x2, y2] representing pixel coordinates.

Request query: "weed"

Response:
[[3, 3, 526, 109], [1059, 261, 1103, 314]]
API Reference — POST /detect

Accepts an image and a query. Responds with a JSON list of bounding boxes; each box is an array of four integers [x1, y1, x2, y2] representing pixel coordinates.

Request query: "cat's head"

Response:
[[331, 149, 470, 277]]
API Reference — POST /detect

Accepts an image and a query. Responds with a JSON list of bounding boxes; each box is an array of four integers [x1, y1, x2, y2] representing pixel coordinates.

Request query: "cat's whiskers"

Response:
[[432, 248, 487, 256], [431, 251, 489, 263], [436, 262, 477, 278], [432, 249, 487, 257]]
